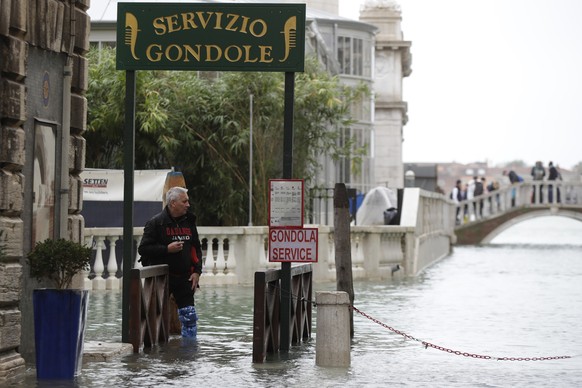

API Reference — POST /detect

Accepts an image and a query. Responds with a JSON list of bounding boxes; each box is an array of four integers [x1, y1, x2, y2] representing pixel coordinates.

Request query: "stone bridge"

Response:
[[453, 181, 582, 245]]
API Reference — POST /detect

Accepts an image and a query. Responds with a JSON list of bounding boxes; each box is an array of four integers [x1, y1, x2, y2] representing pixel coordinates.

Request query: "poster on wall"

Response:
[[32, 123, 57, 244]]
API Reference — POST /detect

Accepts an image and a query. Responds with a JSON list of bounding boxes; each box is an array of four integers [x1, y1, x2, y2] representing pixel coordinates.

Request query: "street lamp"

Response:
[[405, 169, 415, 188]]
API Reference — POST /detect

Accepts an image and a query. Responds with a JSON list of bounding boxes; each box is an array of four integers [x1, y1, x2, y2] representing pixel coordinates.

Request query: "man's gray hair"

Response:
[[166, 186, 188, 204]]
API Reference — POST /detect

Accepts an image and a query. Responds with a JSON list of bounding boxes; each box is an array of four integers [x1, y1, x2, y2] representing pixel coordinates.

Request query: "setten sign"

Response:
[[269, 228, 318, 263], [116, 3, 306, 71]]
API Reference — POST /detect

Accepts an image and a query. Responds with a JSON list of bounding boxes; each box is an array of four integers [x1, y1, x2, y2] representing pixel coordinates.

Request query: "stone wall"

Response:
[[0, 0, 90, 381]]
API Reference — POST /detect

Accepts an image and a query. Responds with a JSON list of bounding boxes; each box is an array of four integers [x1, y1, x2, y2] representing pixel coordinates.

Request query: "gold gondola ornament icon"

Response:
[[125, 12, 141, 60], [279, 16, 296, 62]]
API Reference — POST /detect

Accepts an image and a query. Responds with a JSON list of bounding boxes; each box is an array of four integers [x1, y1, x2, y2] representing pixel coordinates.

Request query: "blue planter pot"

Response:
[[33, 289, 89, 379]]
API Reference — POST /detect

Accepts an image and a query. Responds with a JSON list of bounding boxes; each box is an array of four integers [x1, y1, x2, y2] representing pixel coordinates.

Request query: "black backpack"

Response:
[[474, 181, 484, 196]]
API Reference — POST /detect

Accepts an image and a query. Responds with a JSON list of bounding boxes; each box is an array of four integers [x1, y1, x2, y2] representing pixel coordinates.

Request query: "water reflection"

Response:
[[85, 290, 122, 342]]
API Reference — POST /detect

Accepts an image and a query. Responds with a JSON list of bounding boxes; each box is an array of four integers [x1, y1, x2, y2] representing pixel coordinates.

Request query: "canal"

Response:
[[12, 216, 582, 387]]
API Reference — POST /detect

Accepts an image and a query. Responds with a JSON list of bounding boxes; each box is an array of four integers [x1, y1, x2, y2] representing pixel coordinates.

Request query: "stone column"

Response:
[[315, 291, 351, 367], [0, 0, 28, 380], [360, 0, 412, 188]]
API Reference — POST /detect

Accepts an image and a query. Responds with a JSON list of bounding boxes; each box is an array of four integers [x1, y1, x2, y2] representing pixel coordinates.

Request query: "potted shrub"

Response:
[[27, 238, 92, 380]]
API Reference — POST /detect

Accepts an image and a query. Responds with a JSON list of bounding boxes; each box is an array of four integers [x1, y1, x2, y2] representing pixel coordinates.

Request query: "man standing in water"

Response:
[[138, 186, 203, 338]]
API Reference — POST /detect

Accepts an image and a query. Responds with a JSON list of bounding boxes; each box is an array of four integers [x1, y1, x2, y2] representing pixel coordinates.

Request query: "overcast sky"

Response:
[[339, 0, 582, 170]]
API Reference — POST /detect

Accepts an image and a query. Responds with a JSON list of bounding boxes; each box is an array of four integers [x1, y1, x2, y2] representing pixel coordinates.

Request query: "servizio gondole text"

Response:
[[145, 12, 285, 63]]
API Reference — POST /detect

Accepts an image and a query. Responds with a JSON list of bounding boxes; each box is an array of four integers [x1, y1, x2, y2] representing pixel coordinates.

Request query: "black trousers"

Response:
[[169, 275, 194, 308]]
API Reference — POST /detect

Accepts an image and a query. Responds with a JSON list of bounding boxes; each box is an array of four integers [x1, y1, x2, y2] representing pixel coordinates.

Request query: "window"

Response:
[[338, 36, 351, 75], [336, 125, 372, 191], [337, 127, 351, 184], [350, 94, 372, 122], [337, 36, 371, 77]]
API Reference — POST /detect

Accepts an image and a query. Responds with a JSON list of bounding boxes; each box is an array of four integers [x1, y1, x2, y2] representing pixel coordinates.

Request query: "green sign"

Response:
[[116, 3, 306, 72]]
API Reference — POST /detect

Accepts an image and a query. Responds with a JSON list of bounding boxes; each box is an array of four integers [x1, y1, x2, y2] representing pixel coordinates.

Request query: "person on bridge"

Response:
[[466, 177, 477, 220], [474, 177, 485, 218], [548, 161, 562, 203], [531, 161, 546, 204], [503, 170, 523, 207], [138, 186, 203, 339], [451, 179, 463, 224], [487, 179, 501, 212]]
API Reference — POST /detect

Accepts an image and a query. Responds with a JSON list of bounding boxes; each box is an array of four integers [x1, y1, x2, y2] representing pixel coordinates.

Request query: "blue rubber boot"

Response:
[[177, 306, 198, 338]]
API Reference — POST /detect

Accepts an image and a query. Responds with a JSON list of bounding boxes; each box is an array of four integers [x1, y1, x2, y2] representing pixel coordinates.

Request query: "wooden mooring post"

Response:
[[334, 183, 355, 337]]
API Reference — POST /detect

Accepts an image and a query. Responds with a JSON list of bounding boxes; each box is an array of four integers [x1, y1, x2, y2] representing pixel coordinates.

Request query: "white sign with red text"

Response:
[[268, 227, 318, 263]]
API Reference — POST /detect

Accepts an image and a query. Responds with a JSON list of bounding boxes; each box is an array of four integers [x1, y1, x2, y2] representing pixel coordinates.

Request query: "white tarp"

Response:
[[356, 187, 397, 225]]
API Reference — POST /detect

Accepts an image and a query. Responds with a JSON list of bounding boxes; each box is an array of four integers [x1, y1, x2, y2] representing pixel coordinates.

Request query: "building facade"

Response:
[[361, 1, 411, 189], [0, 0, 91, 380]]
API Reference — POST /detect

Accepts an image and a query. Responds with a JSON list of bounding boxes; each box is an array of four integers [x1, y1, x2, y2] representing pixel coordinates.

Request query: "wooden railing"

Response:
[[128, 264, 170, 353], [252, 264, 313, 363]]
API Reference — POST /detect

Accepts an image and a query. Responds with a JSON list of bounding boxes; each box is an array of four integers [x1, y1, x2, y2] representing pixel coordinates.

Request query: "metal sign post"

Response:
[[269, 177, 318, 351], [121, 70, 136, 342]]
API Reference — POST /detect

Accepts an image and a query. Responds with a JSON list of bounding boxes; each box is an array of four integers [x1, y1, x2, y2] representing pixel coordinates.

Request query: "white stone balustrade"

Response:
[[92, 236, 106, 290], [80, 184, 582, 289], [82, 188, 457, 289]]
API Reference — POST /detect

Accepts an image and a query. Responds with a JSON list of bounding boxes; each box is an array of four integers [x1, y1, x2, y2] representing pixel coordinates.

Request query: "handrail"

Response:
[[128, 264, 170, 353], [452, 181, 582, 229], [252, 264, 313, 363]]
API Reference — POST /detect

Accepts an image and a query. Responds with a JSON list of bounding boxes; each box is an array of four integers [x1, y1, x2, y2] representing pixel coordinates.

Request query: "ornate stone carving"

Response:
[[362, 0, 401, 13]]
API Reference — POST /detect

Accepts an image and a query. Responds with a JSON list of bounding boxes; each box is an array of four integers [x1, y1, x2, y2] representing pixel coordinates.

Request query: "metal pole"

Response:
[[122, 70, 136, 343], [280, 72, 295, 352], [248, 94, 253, 226]]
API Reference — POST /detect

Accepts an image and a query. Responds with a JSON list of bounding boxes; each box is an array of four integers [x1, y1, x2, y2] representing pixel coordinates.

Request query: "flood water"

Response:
[[12, 216, 582, 387]]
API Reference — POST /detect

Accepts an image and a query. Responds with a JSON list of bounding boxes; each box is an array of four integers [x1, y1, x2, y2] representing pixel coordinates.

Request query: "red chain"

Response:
[[349, 305, 572, 361]]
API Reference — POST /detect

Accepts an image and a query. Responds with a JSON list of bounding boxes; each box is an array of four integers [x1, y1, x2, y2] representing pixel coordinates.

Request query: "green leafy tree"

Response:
[[86, 47, 367, 225]]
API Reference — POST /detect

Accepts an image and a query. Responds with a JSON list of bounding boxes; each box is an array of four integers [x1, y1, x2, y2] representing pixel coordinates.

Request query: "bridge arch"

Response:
[[481, 209, 582, 244], [455, 206, 582, 245]]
